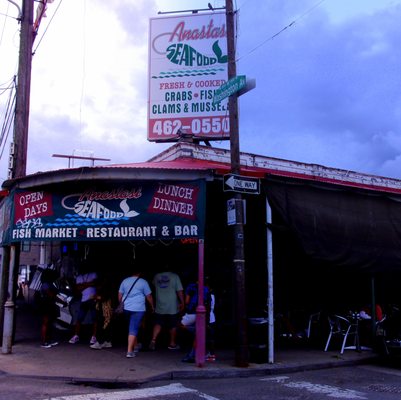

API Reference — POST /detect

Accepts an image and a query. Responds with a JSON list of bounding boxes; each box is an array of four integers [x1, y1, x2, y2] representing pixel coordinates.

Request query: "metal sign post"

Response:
[[226, 0, 248, 368]]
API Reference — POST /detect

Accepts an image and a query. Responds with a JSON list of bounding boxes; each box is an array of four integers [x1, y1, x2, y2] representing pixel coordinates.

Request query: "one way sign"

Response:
[[223, 174, 260, 194]]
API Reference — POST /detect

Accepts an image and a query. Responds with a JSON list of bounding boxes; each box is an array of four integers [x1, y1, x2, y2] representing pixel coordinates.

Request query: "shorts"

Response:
[[77, 299, 97, 324], [125, 310, 145, 336], [153, 313, 180, 330]]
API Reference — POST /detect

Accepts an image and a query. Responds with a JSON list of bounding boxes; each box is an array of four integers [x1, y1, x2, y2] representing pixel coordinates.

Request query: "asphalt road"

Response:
[[3, 362, 401, 400]]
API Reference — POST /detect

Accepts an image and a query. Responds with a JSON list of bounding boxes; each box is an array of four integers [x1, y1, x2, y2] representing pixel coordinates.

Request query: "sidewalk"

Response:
[[0, 305, 379, 385]]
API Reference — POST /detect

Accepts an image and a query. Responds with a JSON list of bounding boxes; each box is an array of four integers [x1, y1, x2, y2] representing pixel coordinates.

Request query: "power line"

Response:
[[0, 76, 16, 159], [32, 0, 64, 55], [79, 0, 87, 149], [0, 76, 15, 93], [236, 0, 327, 62], [0, 11, 19, 20], [0, 84, 14, 96], [0, 94, 15, 159], [0, 2, 11, 48]]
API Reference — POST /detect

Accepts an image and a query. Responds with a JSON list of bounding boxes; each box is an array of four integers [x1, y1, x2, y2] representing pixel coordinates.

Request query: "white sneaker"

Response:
[[90, 336, 97, 345], [69, 335, 79, 344], [102, 341, 112, 348], [90, 341, 103, 350]]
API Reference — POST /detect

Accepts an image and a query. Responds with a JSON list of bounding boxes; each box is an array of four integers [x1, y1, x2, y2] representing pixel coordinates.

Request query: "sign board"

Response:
[[227, 198, 236, 226], [223, 174, 260, 194], [5, 181, 206, 244], [148, 12, 230, 142], [227, 198, 246, 225], [213, 75, 246, 104]]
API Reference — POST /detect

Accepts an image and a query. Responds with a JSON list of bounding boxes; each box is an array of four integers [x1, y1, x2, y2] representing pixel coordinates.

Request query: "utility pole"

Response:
[[226, 0, 249, 367], [12, 0, 34, 178], [2, 0, 34, 354]]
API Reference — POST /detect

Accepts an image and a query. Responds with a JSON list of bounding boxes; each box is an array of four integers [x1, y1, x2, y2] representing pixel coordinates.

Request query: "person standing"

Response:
[[149, 268, 185, 350], [90, 279, 113, 350], [69, 262, 98, 345], [118, 268, 154, 358], [180, 280, 211, 363], [206, 278, 216, 361], [38, 269, 62, 348]]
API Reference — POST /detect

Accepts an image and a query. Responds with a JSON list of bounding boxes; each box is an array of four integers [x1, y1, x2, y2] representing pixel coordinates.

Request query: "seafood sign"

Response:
[[166, 41, 228, 67], [61, 197, 139, 219], [148, 11, 230, 142], [7, 181, 205, 243]]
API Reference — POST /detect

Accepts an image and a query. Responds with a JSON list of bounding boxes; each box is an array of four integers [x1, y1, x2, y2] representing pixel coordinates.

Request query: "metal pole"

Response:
[[0, 246, 10, 342], [226, 0, 248, 367], [2, 245, 17, 353], [39, 241, 46, 264], [266, 197, 274, 363], [195, 239, 206, 367], [2, 0, 34, 353]]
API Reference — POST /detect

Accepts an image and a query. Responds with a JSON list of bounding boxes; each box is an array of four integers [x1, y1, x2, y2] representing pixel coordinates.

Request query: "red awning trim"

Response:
[[108, 157, 401, 194]]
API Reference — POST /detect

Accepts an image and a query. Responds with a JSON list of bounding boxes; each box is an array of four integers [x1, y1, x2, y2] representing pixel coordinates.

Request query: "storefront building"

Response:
[[2, 142, 401, 364]]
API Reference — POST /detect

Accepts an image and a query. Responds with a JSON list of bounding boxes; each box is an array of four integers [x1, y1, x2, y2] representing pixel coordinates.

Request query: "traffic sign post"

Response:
[[213, 75, 247, 104], [223, 174, 260, 194]]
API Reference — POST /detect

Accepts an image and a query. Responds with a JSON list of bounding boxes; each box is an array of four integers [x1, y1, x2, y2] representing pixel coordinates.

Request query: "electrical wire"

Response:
[[0, 96, 15, 159], [0, 86, 13, 96], [236, 0, 327, 62], [0, 76, 15, 96], [236, 0, 250, 11], [0, 11, 19, 20], [0, 77, 16, 159], [0, 2, 11, 48], [79, 0, 87, 148], [32, 0, 64, 55], [0, 76, 15, 87]]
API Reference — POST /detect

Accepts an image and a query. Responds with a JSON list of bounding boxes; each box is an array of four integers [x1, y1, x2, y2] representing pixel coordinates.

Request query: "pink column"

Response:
[[195, 239, 206, 367]]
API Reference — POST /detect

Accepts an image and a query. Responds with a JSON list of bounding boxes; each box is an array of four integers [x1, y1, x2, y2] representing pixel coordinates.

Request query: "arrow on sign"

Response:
[[223, 174, 260, 194]]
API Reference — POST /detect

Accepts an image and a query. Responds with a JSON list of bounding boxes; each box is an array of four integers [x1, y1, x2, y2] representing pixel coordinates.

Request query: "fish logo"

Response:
[[62, 196, 139, 220], [166, 40, 227, 67]]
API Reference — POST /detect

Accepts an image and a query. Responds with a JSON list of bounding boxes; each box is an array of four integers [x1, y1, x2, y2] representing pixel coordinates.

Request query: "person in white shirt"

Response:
[[69, 261, 98, 345]]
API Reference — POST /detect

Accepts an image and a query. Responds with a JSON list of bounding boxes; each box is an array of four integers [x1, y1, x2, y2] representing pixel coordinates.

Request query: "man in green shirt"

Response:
[[149, 270, 184, 350]]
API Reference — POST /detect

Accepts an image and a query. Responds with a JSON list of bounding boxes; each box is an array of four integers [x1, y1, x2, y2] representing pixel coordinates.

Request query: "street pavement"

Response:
[[0, 304, 378, 385]]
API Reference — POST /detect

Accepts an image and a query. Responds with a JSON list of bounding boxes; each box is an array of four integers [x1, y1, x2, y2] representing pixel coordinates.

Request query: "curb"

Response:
[[0, 355, 379, 388]]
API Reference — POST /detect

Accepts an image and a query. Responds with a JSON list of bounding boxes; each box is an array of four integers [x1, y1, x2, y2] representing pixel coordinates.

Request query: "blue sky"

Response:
[[0, 0, 400, 181]]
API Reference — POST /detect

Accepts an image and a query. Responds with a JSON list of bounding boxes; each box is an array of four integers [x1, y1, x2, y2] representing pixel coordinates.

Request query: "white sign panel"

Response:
[[227, 198, 246, 225], [148, 12, 229, 142]]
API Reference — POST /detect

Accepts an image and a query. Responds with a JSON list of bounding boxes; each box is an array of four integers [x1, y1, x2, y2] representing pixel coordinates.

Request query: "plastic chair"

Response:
[[375, 316, 389, 355], [324, 315, 358, 354], [306, 312, 321, 339]]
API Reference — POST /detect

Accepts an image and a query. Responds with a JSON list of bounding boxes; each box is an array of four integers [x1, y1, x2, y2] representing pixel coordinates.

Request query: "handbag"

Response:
[[114, 277, 140, 315], [114, 301, 125, 315]]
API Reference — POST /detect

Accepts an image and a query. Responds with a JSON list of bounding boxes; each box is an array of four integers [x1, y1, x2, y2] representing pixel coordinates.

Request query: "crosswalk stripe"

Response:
[[42, 382, 220, 400], [261, 377, 366, 399]]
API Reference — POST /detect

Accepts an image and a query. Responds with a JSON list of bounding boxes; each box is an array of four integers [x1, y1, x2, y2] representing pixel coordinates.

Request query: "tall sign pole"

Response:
[[2, 0, 33, 354], [226, 0, 249, 367]]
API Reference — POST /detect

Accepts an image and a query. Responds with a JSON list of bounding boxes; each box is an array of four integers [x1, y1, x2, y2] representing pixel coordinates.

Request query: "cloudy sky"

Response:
[[0, 0, 400, 182]]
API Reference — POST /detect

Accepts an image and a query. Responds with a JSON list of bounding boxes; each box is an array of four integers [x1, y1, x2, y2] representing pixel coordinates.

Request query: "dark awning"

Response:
[[264, 176, 401, 272]]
